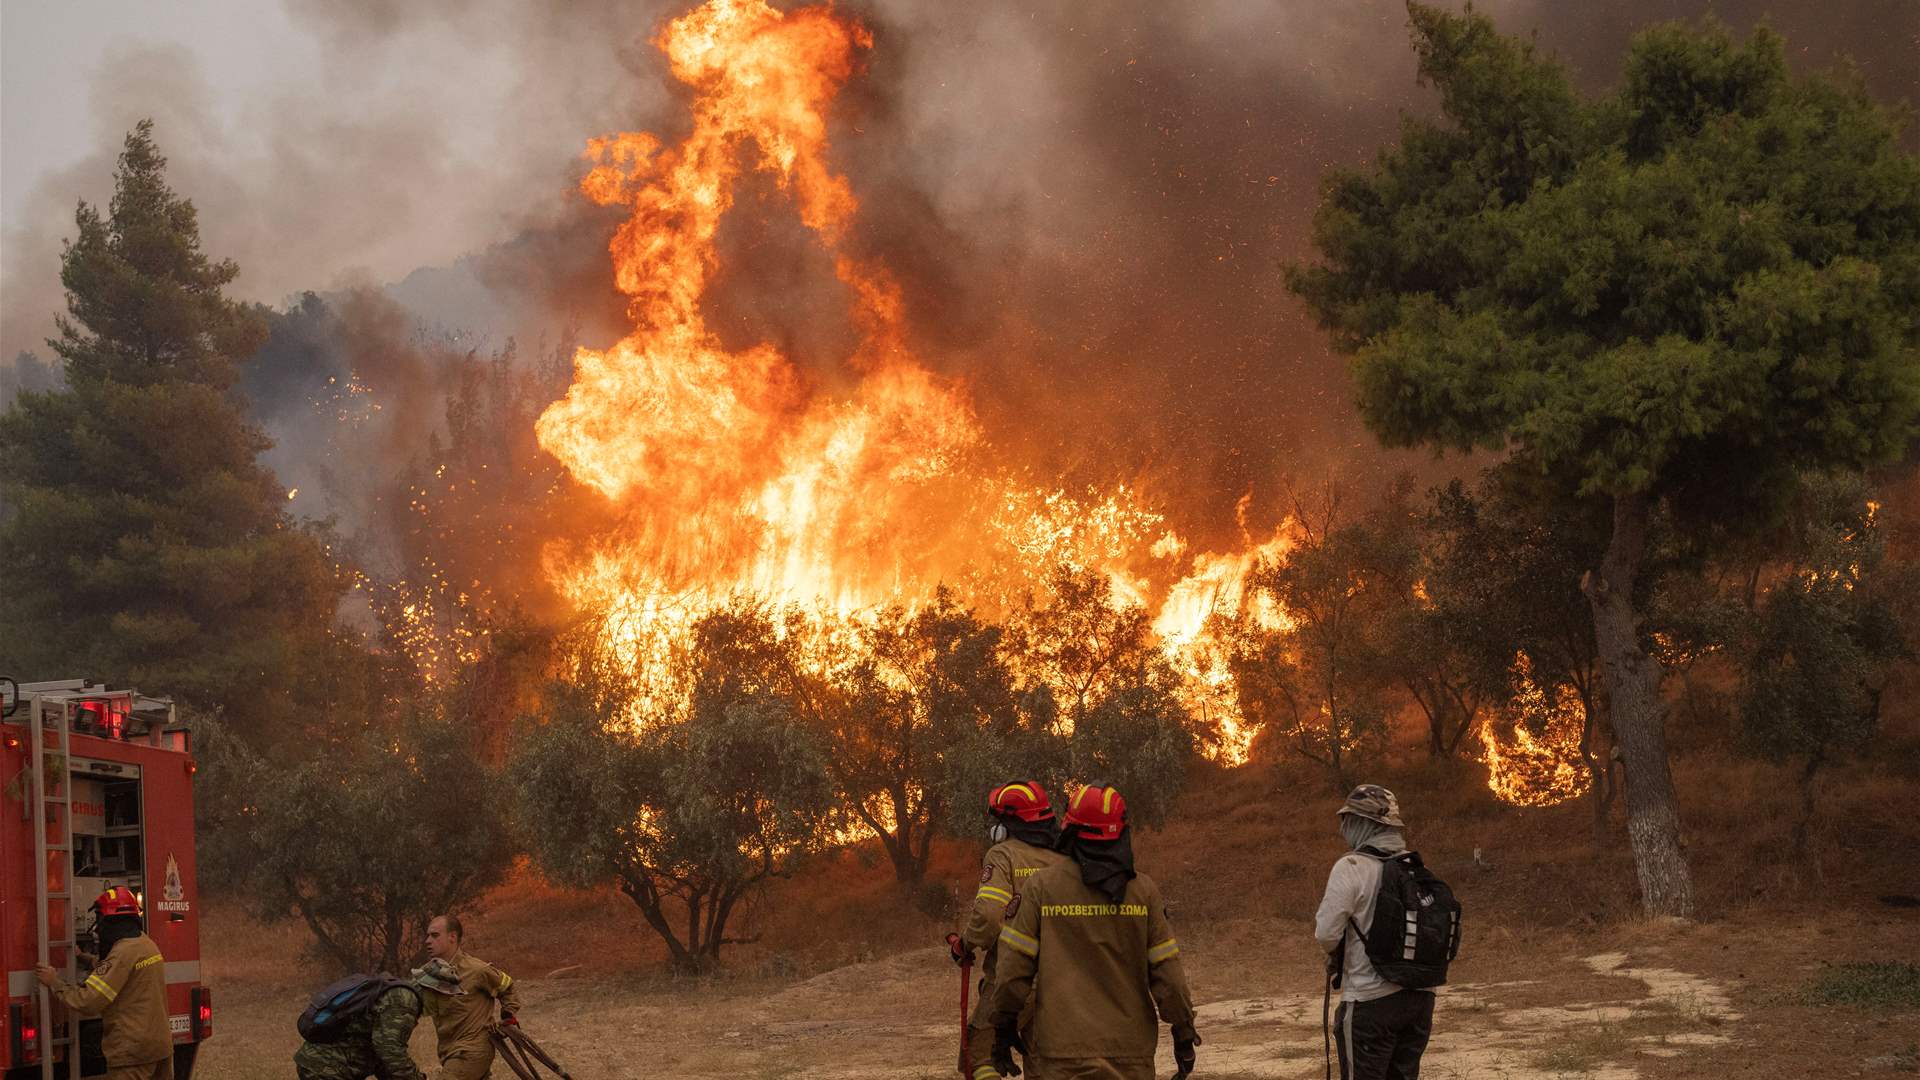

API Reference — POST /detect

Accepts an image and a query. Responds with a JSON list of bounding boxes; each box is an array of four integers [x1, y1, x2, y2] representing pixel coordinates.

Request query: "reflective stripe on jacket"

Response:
[[987, 863, 1195, 1061], [54, 934, 171, 1065], [423, 951, 521, 1058]]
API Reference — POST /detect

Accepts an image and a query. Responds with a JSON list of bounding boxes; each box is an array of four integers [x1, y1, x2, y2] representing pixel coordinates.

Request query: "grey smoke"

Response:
[[3, 0, 1913, 551]]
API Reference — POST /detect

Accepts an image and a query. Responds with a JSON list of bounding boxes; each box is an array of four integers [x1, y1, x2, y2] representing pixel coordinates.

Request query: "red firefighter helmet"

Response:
[[1063, 783, 1127, 841], [988, 781, 1054, 823], [92, 886, 143, 918]]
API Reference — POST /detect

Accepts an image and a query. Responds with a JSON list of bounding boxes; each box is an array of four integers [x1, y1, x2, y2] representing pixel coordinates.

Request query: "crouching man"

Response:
[[293, 973, 426, 1080]]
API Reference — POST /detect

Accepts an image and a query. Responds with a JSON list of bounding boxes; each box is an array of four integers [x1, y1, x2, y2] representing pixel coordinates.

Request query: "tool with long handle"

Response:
[[490, 1022, 574, 1080], [1324, 942, 1344, 1080], [945, 933, 973, 1076]]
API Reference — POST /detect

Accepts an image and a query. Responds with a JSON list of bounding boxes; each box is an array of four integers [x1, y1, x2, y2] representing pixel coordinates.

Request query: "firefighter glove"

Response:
[[990, 1025, 1023, 1077], [1173, 1025, 1201, 1079], [501, 1012, 519, 1027], [946, 933, 971, 968]]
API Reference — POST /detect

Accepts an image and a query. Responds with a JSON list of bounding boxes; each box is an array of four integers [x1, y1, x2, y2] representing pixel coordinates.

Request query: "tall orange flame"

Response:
[[537, 0, 979, 628], [536, 0, 1282, 763]]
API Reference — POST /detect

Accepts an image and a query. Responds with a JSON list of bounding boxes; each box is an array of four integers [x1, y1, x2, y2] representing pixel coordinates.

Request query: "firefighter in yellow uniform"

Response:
[[988, 785, 1199, 1080], [35, 887, 174, 1080], [952, 781, 1069, 1080], [417, 914, 523, 1080]]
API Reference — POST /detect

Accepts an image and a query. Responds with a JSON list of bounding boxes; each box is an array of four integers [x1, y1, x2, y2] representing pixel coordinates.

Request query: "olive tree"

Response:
[[511, 606, 836, 972], [197, 697, 515, 974], [1738, 473, 1910, 862]]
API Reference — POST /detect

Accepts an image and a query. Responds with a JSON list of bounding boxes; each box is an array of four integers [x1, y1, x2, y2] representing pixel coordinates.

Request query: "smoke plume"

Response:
[[3, 0, 1912, 550]]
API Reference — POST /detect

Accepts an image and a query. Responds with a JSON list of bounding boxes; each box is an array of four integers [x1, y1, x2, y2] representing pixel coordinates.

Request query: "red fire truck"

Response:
[[0, 679, 209, 1079]]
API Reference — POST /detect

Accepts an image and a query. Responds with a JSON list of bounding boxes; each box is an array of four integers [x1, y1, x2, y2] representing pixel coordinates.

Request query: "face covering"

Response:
[[1058, 826, 1137, 903], [992, 814, 1060, 849], [96, 914, 143, 956], [1341, 814, 1408, 856]]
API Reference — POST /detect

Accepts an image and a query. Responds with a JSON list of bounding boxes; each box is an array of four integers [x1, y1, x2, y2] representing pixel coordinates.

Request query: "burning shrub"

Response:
[[1235, 497, 1398, 783]]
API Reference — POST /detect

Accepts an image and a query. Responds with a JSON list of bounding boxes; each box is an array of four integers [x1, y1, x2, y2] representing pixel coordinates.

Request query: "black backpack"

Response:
[[1351, 849, 1461, 989], [297, 974, 407, 1043]]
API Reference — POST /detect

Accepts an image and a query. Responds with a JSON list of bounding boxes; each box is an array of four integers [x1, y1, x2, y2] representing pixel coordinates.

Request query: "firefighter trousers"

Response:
[[1023, 1057, 1154, 1080], [966, 974, 1037, 1080], [107, 1058, 174, 1080], [440, 1044, 496, 1080]]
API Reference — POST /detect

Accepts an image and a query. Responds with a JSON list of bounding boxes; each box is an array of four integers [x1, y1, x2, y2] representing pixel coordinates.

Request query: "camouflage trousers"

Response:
[[107, 1059, 173, 1080], [294, 1040, 388, 1080]]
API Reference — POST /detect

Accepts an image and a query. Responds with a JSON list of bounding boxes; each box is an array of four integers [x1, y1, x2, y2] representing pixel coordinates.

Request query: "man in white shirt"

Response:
[[1313, 784, 1435, 1080]]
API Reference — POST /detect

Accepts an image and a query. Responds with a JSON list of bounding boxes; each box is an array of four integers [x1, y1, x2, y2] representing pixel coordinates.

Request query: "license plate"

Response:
[[169, 1015, 191, 1035]]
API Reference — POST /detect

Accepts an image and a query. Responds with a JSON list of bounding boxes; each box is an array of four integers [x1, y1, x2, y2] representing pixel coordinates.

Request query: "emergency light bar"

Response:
[[2, 681, 182, 746]]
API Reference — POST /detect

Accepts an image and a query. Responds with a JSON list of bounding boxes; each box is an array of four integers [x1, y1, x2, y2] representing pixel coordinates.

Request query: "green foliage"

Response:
[[196, 693, 515, 974], [1356, 477, 1507, 758], [1423, 468, 1608, 697], [511, 606, 836, 972], [0, 121, 341, 730], [1065, 676, 1194, 828], [827, 589, 1036, 884], [1287, 10, 1920, 507], [1235, 490, 1398, 781], [1801, 962, 1920, 1009], [1014, 566, 1198, 825], [1738, 473, 1909, 770], [1288, 7, 1920, 915]]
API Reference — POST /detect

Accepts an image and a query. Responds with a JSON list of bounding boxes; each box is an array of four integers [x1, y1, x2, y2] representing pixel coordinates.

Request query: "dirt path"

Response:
[[193, 905, 1920, 1079], [1189, 952, 1739, 1080], [204, 945, 1751, 1079]]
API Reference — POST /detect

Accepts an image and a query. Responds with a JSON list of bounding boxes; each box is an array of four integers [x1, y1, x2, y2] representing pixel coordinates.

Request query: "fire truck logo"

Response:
[[156, 854, 188, 912]]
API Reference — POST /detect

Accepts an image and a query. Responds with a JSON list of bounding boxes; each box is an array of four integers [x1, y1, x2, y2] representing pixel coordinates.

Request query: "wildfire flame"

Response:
[[1479, 652, 1591, 807], [536, 0, 979, 626], [534, 0, 1282, 762]]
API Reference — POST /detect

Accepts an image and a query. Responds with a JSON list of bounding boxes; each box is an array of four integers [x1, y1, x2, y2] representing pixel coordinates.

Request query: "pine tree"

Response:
[[0, 121, 341, 730], [1288, 11, 1920, 915]]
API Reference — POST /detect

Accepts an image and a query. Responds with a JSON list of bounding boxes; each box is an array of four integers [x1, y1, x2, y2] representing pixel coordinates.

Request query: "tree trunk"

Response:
[[1792, 753, 1823, 876], [1584, 491, 1695, 918], [620, 877, 701, 973], [1572, 682, 1613, 845]]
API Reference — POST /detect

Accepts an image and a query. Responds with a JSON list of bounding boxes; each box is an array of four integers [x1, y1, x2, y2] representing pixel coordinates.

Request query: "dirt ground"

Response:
[[193, 903, 1919, 1079], [185, 750, 1920, 1078]]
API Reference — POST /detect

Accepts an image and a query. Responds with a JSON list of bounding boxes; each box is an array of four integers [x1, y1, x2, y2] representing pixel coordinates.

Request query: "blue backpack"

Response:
[[297, 973, 406, 1043]]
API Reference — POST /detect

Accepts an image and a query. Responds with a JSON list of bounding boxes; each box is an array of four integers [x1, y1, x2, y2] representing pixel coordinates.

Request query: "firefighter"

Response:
[[292, 975, 426, 1080], [417, 913, 522, 1080], [34, 887, 174, 1080], [952, 780, 1069, 1080], [987, 784, 1199, 1080]]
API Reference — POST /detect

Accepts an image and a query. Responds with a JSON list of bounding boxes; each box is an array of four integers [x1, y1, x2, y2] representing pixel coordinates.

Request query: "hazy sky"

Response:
[[2, 0, 668, 361], [4, 4, 310, 223]]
